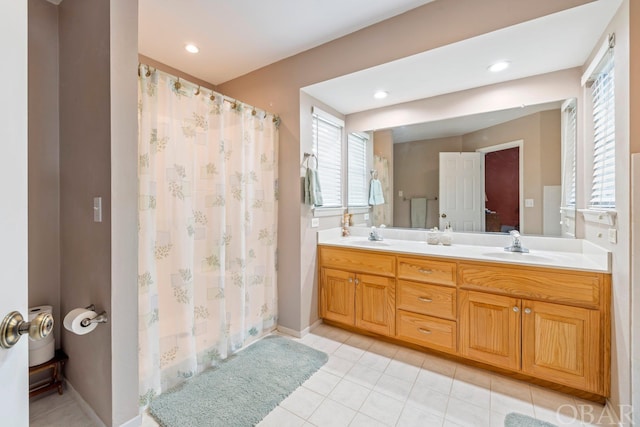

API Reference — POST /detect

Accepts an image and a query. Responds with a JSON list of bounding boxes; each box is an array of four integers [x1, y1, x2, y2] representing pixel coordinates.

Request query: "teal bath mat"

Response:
[[149, 335, 328, 427], [505, 413, 558, 427]]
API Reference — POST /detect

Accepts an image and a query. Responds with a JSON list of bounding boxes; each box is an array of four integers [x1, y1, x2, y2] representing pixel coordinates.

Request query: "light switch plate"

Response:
[[364, 213, 369, 220], [608, 228, 617, 244], [93, 197, 102, 222], [311, 218, 319, 228], [398, 190, 403, 198], [525, 199, 534, 208]]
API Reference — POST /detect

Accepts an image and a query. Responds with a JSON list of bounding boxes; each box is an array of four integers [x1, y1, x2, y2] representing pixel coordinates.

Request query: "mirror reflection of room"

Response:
[[371, 102, 568, 237]]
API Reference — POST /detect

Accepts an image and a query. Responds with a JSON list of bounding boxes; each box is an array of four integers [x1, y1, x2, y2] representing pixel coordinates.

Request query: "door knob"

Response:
[[441, 213, 447, 218], [524, 308, 532, 314], [512, 306, 520, 312], [0, 311, 54, 349]]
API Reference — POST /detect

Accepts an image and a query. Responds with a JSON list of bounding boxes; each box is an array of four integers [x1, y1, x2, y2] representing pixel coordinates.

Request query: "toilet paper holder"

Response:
[[81, 305, 108, 327]]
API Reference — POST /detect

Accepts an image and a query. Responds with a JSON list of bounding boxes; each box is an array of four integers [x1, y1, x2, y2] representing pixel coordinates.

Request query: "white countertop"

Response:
[[317, 228, 611, 273]]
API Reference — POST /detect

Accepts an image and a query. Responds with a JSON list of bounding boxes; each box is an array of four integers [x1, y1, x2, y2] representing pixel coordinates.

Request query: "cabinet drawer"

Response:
[[459, 262, 602, 308], [396, 310, 457, 353], [397, 280, 456, 320], [397, 257, 456, 286], [319, 246, 395, 277]]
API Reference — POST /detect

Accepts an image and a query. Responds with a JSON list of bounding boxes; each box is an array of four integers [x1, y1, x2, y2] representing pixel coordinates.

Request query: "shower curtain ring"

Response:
[[194, 86, 201, 96]]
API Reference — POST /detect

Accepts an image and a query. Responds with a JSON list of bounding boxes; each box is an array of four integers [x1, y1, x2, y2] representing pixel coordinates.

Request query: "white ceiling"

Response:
[[302, 0, 621, 115], [138, 0, 434, 85], [391, 101, 562, 143]]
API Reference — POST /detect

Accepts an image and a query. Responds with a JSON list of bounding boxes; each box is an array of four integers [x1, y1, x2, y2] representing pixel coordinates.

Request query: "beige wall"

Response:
[[218, 0, 592, 333], [393, 136, 462, 228], [55, 0, 139, 425], [59, 0, 113, 423], [109, 0, 139, 424], [28, 0, 61, 349]]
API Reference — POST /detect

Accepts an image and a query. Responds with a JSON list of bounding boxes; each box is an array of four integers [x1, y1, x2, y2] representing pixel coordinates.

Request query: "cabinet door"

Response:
[[355, 273, 395, 336], [459, 291, 521, 370], [522, 300, 601, 393], [320, 268, 355, 325]]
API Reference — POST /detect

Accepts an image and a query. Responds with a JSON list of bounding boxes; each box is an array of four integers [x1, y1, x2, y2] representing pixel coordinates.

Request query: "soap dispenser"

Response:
[[440, 223, 453, 246]]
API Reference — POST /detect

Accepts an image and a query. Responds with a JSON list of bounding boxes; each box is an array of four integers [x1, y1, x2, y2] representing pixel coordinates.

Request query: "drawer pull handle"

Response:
[[524, 308, 532, 314], [418, 328, 432, 335], [418, 297, 433, 303], [512, 306, 519, 313], [418, 269, 433, 274]]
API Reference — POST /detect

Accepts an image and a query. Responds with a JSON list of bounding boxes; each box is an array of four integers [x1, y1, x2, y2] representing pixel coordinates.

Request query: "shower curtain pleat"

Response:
[[137, 66, 278, 408]]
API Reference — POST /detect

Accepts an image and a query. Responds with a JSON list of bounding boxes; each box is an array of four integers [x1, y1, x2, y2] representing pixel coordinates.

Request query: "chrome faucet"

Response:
[[504, 230, 529, 253], [369, 226, 384, 241]]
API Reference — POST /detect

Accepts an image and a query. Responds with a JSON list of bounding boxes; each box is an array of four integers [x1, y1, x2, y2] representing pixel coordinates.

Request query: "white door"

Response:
[[439, 152, 483, 231], [0, 1, 29, 426]]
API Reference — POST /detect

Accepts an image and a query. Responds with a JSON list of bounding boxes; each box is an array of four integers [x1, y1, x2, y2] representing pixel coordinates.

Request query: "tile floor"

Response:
[[30, 389, 98, 427], [33, 323, 620, 427]]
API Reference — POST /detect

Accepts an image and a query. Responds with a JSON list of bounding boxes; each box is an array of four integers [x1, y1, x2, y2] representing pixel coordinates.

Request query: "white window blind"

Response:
[[348, 133, 368, 207], [561, 101, 577, 207], [312, 108, 344, 208], [588, 52, 615, 209]]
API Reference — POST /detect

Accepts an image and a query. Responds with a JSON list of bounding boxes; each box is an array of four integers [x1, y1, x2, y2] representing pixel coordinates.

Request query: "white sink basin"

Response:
[[351, 240, 391, 247], [481, 251, 553, 263]]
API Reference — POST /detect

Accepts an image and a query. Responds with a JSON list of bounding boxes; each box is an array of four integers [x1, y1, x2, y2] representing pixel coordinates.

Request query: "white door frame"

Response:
[[476, 140, 524, 233], [0, 0, 29, 425]]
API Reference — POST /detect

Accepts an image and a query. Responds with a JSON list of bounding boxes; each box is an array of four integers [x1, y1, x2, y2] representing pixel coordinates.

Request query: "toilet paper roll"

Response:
[[64, 308, 98, 335]]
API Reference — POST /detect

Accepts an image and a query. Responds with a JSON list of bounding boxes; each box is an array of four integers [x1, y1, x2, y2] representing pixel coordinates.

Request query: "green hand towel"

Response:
[[305, 167, 323, 206]]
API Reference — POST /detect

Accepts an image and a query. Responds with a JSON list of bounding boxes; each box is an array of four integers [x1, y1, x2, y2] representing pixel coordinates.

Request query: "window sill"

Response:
[[312, 206, 345, 218], [348, 206, 370, 215], [578, 209, 617, 226]]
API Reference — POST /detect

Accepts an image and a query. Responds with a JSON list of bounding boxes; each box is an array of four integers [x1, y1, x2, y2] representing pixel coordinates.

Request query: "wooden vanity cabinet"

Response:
[[318, 245, 611, 398], [459, 262, 608, 395], [319, 247, 395, 336]]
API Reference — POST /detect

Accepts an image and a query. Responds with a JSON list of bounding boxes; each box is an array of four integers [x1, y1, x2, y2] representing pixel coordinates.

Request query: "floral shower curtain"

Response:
[[372, 155, 392, 226], [137, 65, 278, 406]]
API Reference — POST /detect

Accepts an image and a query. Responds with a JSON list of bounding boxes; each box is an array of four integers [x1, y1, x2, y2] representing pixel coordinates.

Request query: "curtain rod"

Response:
[[138, 63, 280, 125]]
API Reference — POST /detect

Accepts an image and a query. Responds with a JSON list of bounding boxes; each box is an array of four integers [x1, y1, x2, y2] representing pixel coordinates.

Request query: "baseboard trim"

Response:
[[604, 400, 623, 427], [118, 414, 142, 427], [277, 319, 322, 338], [65, 379, 107, 427]]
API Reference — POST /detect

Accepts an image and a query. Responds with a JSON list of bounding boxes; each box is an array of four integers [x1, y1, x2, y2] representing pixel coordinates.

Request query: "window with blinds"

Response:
[[312, 108, 344, 208], [589, 52, 615, 209], [561, 101, 577, 207], [348, 133, 369, 207]]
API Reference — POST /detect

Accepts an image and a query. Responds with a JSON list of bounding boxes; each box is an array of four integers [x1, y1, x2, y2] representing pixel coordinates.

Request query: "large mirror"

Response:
[[359, 99, 577, 237]]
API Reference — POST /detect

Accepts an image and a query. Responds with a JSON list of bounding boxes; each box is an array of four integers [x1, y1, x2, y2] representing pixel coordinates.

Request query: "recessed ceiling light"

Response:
[[374, 90, 388, 99], [488, 61, 510, 72], [185, 44, 199, 54]]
